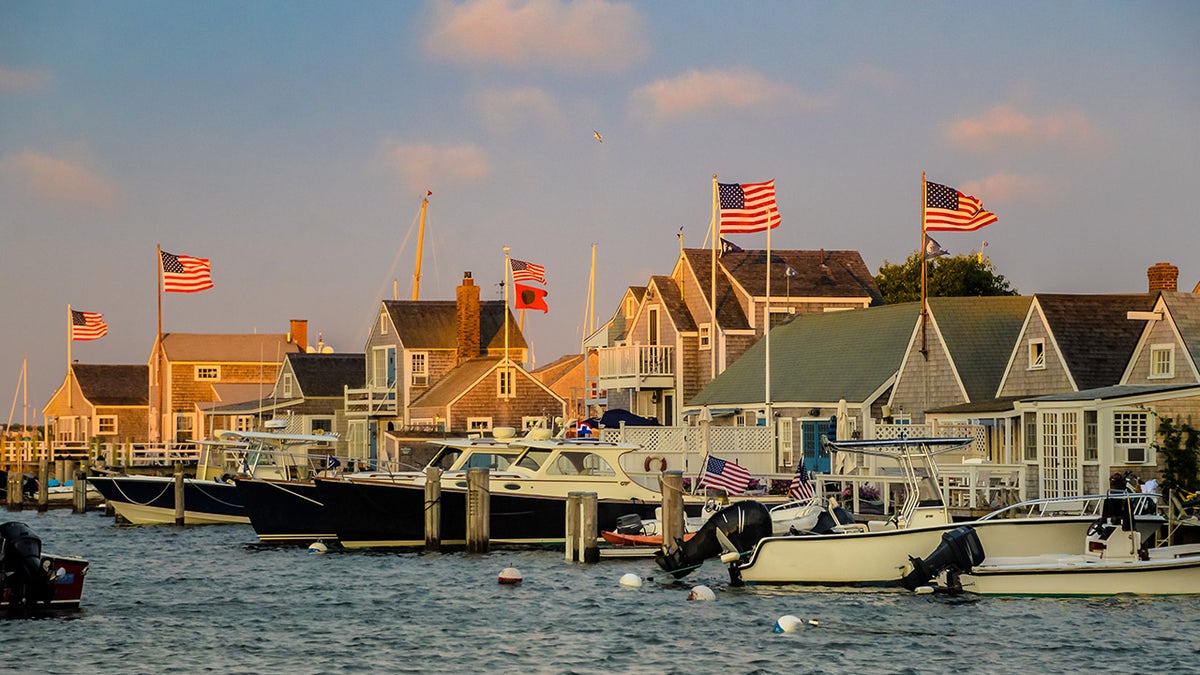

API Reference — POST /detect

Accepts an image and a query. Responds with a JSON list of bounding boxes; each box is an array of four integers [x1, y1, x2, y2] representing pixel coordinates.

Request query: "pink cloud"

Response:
[[0, 66, 50, 93], [960, 173, 1051, 203], [381, 141, 490, 192], [424, 0, 648, 73], [946, 105, 1101, 151], [630, 68, 827, 123], [0, 152, 120, 208]]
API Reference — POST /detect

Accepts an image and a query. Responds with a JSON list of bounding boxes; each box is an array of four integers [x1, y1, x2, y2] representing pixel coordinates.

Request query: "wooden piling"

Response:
[[465, 467, 490, 553], [6, 471, 22, 510], [564, 492, 582, 562], [579, 492, 599, 563], [37, 457, 49, 512], [424, 465, 442, 550], [660, 470, 685, 556], [73, 469, 88, 513], [173, 467, 185, 526], [55, 459, 67, 486]]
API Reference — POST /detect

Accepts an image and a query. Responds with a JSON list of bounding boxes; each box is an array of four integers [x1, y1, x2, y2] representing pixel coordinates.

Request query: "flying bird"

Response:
[[593, 130, 603, 143]]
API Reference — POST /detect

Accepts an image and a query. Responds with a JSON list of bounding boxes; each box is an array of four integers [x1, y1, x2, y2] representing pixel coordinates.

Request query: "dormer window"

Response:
[[1027, 339, 1045, 370], [699, 323, 711, 350], [1149, 344, 1175, 379]]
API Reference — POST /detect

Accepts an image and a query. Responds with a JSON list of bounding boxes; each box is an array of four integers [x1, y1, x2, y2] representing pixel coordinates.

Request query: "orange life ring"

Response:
[[643, 456, 667, 473]]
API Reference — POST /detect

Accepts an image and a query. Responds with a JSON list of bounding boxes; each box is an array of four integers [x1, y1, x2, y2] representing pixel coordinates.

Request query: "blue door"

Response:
[[800, 420, 833, 473]]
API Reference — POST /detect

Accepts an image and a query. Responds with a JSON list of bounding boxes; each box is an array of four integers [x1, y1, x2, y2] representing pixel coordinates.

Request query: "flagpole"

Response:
[[156, 244, 164, 442], [503, 246, 511, 369], [66, 304, 73, 408], [764, 215, 772, 410], [710, 174, 718, 382], [920, 173, 928, 359]]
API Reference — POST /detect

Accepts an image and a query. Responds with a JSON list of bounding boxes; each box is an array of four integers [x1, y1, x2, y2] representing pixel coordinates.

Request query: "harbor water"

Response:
[[3, 508, 1195, 674]]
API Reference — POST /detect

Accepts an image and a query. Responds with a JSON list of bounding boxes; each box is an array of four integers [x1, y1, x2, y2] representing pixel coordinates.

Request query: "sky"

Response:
[[2, 1, 1198, 424]]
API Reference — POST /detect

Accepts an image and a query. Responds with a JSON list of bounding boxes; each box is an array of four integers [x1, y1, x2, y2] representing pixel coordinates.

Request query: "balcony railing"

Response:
[[344, 384, 398, 417], [597, 344, 674, 389]]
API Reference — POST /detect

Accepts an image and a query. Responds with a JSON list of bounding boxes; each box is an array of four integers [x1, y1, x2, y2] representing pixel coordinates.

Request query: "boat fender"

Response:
[[643, 456, 667, 473], [619, 573, 643, 588], [686, 585, 715, 601], [498, 566, 523, 585]]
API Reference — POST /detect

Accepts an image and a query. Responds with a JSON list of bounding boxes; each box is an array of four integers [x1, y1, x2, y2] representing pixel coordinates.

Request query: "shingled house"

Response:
[[589, 247, 882, 425], [44, 364, 150, 445]]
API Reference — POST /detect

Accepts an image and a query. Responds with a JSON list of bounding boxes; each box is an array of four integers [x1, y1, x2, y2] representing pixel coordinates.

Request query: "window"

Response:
[[311, 418, 333, 435], [1027, 339, 1045, 370], [468, 417, 492, 432], [379, 310, 389, 335], [699, 323, 711, 350], [1023, 412, 1037, 461], [1083, 410, 1098, 462], [624, 297, 636, 318], [1113, 411, 1150, 464], [234, 416, 255, 432], [282, 373, 294, 398], [96, 415, 117, 435], [372, 346, 395, 388], [1149, 344, 1175, 379], [195, 366, 220, 381], [410, 352, 428, 387], [768, 308, 792, 330], [497, 368, 513, 398], [647, 306, 659, 345]]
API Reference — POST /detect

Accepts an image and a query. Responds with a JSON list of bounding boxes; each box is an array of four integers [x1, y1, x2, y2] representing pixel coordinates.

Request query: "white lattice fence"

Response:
[[873, 423, 987, 456], [600, 424, 775, 475]]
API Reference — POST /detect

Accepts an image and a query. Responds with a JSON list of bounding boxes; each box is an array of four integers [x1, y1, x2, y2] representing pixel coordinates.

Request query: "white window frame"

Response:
[[624, 297, 637, 318], [468, 417, 493, 432], [410, 351, 428, 387], [234, 416, 255, 432], [195, 365, 221, 381], [1027, 339, 1045, 370], [1149, 343, 1175, 379], [699, 323, 711, 350], [1113, 410, 1151, 464], [96, 415, 118, 436], [310, 417, 334, 435], [379, 310, 389, 335], [497, 368, 514, 398], [282, 373, 294, 398]]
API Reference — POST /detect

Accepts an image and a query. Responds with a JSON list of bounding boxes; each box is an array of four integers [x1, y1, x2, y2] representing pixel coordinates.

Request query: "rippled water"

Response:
[[3, 508, 1196, 674]]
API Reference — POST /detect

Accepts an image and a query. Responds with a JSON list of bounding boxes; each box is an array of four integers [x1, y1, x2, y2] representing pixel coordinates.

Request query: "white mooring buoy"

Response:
[[686, 585, 715, 601], [498, 566, 523, 585], [618, 573, 643, 588], [307, 541, 328, 554], [774, 615, 803, 633]]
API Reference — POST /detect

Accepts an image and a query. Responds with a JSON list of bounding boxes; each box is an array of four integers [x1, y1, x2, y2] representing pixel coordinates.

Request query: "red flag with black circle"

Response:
[[514, 283, 548, 313]]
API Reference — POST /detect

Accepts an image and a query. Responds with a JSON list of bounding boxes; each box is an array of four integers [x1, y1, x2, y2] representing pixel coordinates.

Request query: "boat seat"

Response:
[[866, 520, 897, 532]]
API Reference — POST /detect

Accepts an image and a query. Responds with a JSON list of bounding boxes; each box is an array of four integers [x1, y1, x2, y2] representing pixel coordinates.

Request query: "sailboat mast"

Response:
[[412, 191, 430, 301]]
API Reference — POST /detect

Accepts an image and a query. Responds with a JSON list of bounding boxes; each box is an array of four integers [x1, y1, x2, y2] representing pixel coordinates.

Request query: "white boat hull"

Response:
[[960, 544, 1200, 596], [109, 501, 250, 526], [737, 517, 1163, 585]]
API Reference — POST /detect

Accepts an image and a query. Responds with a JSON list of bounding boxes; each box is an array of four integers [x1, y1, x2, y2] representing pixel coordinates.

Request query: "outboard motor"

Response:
[[655, 501, 773, 579], [900, 525, 986, 591], [614, 513, 645, 536], [1, 521, 54, 607]]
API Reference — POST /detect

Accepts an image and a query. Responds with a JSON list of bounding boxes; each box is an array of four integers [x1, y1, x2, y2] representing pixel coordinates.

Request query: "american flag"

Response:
[[718, 180, 781, 234], [788, 459, 815, 500], [161, 250, 214, 293], [697, 455, 753, 495], [510, 258, 546, 284], [925, 181, 998, 232], [71, 310, 108, 341]]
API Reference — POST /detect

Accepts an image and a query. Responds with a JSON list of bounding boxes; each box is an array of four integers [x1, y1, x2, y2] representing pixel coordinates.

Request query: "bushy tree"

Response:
[[1154, 415, 1199, 493], [875, 251, 1017, 305]]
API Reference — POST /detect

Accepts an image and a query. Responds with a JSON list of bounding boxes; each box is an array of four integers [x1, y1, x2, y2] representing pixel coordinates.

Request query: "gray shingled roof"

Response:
[[382, 300, 526, 352], [649, 276, 698, 333], [1028, 383, 1200, 402], [409, 356, 504, 408], [690, 303, 920, 406], [1162, 292, 1200, 369], [1036, 294, 1155, 390], [72, 364, 148, 406], [930, 295, 1032, 402], [287, 353, 365, 397], [161, 333, 300, 362], [718, 248, 882, 303], [682, 250, 750, 330]]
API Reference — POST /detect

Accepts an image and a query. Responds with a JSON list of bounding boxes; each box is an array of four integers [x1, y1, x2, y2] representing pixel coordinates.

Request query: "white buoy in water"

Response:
[[774, 615, 804, 633], [498, 566, 523, 585], [686, 585, 715, 601], [307, 541, 328, 554], [914, 585, 934, 595], [619, 573, 643, 588]]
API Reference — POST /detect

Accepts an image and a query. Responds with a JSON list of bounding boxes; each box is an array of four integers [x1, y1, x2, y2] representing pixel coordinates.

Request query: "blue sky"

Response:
[[2, 1, 1198, 419]]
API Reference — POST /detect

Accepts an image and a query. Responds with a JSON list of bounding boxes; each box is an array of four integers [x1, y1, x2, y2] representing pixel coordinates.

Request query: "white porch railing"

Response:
[[344, 384, 398, 417], [596, 345, 674, 389]]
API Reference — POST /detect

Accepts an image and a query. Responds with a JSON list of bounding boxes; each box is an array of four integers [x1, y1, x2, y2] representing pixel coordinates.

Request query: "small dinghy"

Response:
[[1, 521, 89, 611]]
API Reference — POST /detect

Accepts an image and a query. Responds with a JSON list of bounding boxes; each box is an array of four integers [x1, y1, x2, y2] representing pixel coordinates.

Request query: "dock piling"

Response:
[[661, 471, 685, 556], [424, 466, 442, 550], [465, 467, 490, 553], [37, 457, 49, 512], [173, 465, 185, 526]]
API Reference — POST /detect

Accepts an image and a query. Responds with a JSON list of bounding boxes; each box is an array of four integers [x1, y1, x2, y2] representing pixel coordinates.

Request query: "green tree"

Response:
[[874, 251, 1017, 304], [1154, 415, 1199, 493]]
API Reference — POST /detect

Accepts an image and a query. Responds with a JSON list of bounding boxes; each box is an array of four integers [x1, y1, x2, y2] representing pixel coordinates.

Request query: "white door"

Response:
[[1039, 411, 1080, 498]]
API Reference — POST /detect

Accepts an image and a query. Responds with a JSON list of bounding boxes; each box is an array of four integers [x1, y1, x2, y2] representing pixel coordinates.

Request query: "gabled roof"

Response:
[[161, 333, 299, 362], [648, 276, 697, 332], [930, 296, 1032, 402], [532, 353, 583, 386], [1161, 292, 1200, 367], [72, 364, 148, 406], [681, 250, 750, 330], [409, 357, 506, 408], [691, 303, 919, 406], [381, 300, 526, 351], [1036, 294, 1155, 390], [1026, 383, 1200, 403], [286, 353, 365, 397], [718, 249, 882, 303]]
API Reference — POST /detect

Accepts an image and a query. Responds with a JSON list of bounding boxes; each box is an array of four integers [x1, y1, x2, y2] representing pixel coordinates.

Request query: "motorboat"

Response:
[[90, 430, 341, 526], [655, 437, 1165, 586], [903, 494, 1200, 596], [1, 521, 88, 611]]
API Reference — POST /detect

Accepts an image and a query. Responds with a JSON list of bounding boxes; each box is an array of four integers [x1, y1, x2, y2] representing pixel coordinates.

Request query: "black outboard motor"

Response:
[[1, 521, 54, 607], [655, 501, 773, 579], [614, 513, 645, 536], [900, 525, 986, 591]]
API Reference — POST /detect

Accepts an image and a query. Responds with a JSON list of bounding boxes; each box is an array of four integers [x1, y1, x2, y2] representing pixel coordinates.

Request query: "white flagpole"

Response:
[[66, 304, 73, 408], [710, 175, 718, 382], [503, 246, 511, 367], [765, 212, 772, 410]]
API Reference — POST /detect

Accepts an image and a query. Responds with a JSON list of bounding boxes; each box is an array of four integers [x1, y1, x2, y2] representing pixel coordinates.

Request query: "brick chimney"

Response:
[[289, 319, 309, 352], [1148, 262, 1179, 292], [456, 272, 481, 364]]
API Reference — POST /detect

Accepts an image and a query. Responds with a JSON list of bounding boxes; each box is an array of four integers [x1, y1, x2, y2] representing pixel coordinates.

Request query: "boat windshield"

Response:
[[515, 450, 551, 472], [545, 451, 616, 477]]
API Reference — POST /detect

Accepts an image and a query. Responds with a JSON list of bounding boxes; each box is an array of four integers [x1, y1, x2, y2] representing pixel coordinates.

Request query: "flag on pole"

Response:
[[923, 234, 950, 260], [925, 182, 997, 232], [510, 258, 546, 284], [718, 180, 781, 234], [698, 455, 753, 495], [514, 282, 549, 312], [719, 237, 744, 255], [161, 250, 214, 293], [788, 458, 815, 500], [71, 310, 108, 341]]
